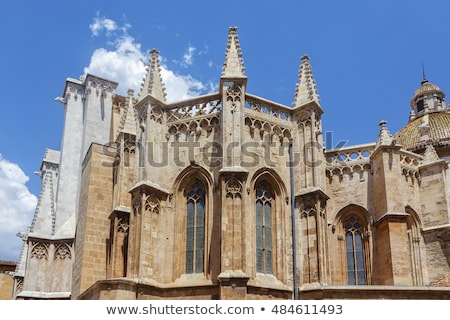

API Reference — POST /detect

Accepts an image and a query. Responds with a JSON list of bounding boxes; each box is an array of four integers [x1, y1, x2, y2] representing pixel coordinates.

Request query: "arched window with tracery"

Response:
[[344, 215, 365, 285], [185, 180, 205, 274], [255, 182, 273, 274]]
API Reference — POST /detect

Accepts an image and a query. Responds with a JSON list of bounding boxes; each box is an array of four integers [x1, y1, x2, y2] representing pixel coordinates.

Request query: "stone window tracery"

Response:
[[185, 180, 205, 274], [255, 182, 273, 274], [344, 216, 365, 285]]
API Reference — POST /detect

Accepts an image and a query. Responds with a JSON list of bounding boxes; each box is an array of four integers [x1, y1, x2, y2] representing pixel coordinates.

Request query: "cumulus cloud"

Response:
[[0, 155, 37, 261], [161, 68, 206, 102], [84, 35, 146, 95], [90, 16, 119, 37], [84, 16, 214, 101], [89, 13, 132, 38]]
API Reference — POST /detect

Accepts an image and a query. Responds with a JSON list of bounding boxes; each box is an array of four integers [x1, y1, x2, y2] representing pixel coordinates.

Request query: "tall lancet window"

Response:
[[344, 216, 365, 285], [256, 182, 273, 274], [185, 181, 205, 274]]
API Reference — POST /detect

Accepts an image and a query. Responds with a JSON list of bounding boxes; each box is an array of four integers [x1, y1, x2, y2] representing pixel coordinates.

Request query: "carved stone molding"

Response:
[[225, 177, 243, 198], [124, 137, 136, 154], [15, 277, 24, 294], [167, 98, 222, 122], [296, 188, 329, 218], [225, 83, 242, 111], [30, 242, 49, 260], [54, 242, 72, 260], [149, 104, 163, 124], [245, 95, 293, 121], [136, 104, 147, 131], [117, 216, 129, 233], [168, 115, 220, 139], [145, 194, 160, 214], [244, 116, 292, 142]]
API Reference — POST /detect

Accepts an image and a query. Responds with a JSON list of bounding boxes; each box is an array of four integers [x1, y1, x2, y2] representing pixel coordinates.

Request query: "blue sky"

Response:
[[0, 0, 449, 261]]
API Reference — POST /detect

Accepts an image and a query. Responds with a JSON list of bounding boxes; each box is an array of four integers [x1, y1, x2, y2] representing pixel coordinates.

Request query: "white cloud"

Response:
[[0, 155, 37, 261], [161, 68, 206, 102], [84, 35, 146, 95], [183, 46, 196, 66], [90, 16, 119, 37], [84, 17, 215, 101]]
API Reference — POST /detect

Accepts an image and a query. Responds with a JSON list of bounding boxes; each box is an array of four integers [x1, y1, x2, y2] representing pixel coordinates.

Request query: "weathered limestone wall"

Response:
[[0, 261, 15, 299], [72, 143, 115, 298], [423, 230, 450, 283]]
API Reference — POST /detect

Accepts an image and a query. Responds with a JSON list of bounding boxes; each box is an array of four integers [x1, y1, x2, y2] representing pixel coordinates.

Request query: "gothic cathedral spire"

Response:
[[293, 55, 320, 108], [138, 49, 167, 102], [221, 27, 246, 80]]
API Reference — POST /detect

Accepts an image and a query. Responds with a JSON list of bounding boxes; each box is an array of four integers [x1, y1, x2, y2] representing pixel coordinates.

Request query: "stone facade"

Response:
[[0, 261, 15, 299], [10, 27, 450, 299]]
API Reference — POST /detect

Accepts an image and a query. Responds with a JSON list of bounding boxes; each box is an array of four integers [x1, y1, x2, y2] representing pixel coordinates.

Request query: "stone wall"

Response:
[[0, 261, 15, 299]]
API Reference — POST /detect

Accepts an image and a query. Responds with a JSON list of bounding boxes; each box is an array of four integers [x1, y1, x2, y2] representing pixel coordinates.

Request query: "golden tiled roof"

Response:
[[394, 112, 450, 150], [410, 81, 445, 106], [415, 82, 443, 98]]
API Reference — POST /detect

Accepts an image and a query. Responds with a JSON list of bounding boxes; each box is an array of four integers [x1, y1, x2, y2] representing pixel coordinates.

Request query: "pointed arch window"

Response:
[[344, 216, 365, 285], [406, 208, 424, 286], [256, 182, 273, 274], [185, 181, 205, 274]]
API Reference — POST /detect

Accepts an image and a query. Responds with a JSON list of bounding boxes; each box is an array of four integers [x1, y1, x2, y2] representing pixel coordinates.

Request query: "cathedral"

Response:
[[10, 27, 450, 299]]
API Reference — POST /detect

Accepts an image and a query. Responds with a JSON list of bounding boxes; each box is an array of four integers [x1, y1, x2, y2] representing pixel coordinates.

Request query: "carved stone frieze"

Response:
[[167, 98, 221, 122], [245, 95, 292, 121], [168, 115, 220, 139], [244, 116, 292, 142]]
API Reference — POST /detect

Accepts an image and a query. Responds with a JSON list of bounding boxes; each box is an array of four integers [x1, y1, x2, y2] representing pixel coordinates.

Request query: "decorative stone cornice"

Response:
[[128, 180, 171, 198], [295, 186, 329, 201], [374, 212, 410, 225]]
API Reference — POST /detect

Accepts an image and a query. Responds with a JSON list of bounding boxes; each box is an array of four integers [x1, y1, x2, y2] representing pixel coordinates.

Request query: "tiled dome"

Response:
[[394, 112, 450, 150], [411, 81, 445, 106]]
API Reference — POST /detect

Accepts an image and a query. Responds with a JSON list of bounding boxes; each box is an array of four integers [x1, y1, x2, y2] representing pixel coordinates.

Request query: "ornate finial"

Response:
[[422, 62, 428, 84], [421, 143, 440, 165], [138, 49, 167, 102], [375, 120, 394, 148], [293, 54, 320, 108], [221, 27, 246, 78]]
